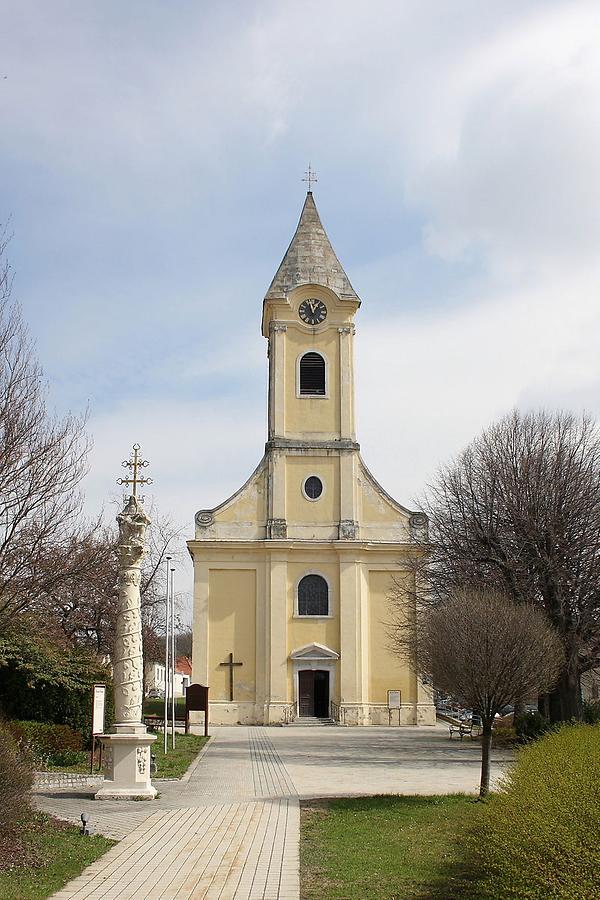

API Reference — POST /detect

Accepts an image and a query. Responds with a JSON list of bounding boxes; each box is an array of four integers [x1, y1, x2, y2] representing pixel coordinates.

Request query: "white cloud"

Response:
[[357, 258, 600, 506]]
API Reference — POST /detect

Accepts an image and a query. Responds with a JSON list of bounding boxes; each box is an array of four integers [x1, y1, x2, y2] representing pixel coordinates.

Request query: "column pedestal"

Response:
[[95, 731, 157, 800]]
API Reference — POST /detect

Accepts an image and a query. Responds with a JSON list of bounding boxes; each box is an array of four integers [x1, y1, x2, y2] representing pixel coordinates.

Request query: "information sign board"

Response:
[[92, 684, 107, 735], [387, 689, 401, 709]]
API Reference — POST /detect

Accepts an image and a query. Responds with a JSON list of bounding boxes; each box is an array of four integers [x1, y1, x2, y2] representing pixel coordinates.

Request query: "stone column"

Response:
[[95, 496, 157, 800]]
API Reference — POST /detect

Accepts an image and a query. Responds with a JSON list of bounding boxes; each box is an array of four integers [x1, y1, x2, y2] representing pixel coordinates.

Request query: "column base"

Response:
[[94, 732, 157, 800]]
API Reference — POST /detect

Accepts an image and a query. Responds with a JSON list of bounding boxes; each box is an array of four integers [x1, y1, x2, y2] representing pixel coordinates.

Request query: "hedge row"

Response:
[[6, 720, 85, 768], [143, 697, 186, 717], [467, 723, 600, 899]]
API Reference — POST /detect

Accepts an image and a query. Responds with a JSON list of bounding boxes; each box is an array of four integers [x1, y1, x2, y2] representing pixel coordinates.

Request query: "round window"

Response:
[[304, 475, 323, 500]]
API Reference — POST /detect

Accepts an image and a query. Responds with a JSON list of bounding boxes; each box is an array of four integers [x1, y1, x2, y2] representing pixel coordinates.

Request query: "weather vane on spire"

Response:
[[302, 163, 318, 192], [117, 443, 153, 499]]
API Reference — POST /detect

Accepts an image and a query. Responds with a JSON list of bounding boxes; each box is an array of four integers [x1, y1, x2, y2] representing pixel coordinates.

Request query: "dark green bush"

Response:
[[0, 723, 33, 837], [467, 724, 600, 899], [7, 720, 84, 768], [143, 697, 186, 717], [49, 749, 88, 767], [514, 710, 551, 742], [583, 700, 600, 725], [0, 627, 112, 738]]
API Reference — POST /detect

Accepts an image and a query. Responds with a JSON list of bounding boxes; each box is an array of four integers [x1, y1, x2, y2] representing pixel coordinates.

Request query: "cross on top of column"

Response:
[[117, 443, 153, 499]]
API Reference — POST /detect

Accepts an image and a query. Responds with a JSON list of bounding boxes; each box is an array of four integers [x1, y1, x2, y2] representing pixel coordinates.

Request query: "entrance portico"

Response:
[[290, 643, 338, 719]]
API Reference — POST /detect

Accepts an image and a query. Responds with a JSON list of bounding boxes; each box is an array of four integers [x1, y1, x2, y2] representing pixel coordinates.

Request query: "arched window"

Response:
[[298, 574, 329, 616], [299, 352, 326, 395]]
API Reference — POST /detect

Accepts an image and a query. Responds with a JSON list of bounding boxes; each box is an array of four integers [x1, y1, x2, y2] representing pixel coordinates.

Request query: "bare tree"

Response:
[[395, 587, 563, 797], [418, 410, 600, 722], [0, 228, 92, 632], [44, 512, 185, 661]]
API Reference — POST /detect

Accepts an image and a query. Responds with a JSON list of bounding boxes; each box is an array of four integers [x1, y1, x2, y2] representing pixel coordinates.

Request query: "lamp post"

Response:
[[164, 555, 171, 755], [171, 565, 176, 749]]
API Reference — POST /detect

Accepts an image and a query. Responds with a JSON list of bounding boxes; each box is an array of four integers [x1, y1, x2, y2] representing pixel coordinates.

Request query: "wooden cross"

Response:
[[117, 443, 153, 498], [219, 652, 243, 702], [302, 163, 318, 192]]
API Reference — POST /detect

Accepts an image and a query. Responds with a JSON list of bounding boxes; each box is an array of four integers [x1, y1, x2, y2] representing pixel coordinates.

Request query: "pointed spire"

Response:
[[265, 192, 360, 302]]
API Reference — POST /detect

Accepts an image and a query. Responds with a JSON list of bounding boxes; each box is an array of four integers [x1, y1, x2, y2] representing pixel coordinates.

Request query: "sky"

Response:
[[2, 1, 600, 618]]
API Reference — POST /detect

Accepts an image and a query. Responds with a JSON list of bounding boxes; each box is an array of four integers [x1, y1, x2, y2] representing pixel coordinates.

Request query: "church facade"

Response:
[[189, 192, 435, 726]]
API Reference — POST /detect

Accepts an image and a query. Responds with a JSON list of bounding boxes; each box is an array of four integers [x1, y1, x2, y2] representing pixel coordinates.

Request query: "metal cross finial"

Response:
[[302, 163, 318, 192], [117, 443, 153, 499]]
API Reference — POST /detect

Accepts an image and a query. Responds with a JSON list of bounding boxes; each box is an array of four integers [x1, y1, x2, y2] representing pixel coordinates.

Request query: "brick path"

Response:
[[46, 729, 299, 899], [42, 724, 512, 898]]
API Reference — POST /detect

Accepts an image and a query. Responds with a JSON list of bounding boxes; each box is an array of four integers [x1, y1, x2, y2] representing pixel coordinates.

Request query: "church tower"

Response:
[[189, 191, 434, 727]]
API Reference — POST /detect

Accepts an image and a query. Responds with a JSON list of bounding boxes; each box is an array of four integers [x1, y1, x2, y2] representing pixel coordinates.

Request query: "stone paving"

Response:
[[41, 724, 513, 898]]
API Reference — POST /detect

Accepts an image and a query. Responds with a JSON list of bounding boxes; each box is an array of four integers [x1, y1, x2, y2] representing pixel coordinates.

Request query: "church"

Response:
[[188, 190, 435, 727]]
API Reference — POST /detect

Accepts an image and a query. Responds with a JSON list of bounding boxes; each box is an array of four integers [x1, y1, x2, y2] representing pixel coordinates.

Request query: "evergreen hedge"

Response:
[[6, 720, 85, 768], [143, 697, 186, 717], [0, 628, 112, 741], [467, 724, 600, 899]]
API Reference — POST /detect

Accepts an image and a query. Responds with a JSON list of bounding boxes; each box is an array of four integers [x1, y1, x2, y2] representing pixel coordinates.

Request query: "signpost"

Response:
[[91, 684, 107, 773], [387, 689, 401, 726], [185, 684, 209, 737]]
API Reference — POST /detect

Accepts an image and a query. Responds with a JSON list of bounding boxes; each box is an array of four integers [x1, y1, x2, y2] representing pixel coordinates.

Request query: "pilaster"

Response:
[[192, 557, 209, 685], [267, 448, 287, 539], [339, 452, 358, 539], [266, 551, 289, 716], [268, 322, 287, 439], [338, 553, 369, 706], [338, 325, 356, 440]]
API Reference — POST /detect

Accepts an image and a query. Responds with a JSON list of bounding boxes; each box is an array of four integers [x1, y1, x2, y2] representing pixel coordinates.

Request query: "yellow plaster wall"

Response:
[[359, 472, 406, 526], [285, 456, 339, 523], [208, 569, 256, 702], [368, 570, 415, 704], [214, 467, 267, 524], [284, 328, 340, 436]]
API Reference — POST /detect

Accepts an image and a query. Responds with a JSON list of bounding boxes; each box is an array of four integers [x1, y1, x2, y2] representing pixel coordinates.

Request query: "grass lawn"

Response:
[[0, 814, 114, 900], [43, 733, 209, 779], [301, 795, 480, 900], [150, 732, 209, 779]]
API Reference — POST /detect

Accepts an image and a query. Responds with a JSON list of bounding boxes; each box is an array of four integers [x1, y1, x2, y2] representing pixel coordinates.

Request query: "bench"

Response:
[[448, 720, 481, 740], [143, 715, 186, 731]]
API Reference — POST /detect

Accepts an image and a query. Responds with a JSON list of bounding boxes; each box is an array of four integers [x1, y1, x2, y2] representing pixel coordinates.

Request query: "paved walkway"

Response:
[[40, 724, 513, 899]]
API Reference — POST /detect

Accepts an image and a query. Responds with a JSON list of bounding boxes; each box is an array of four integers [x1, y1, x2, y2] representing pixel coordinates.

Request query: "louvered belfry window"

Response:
[[299, 352, 325, 395], [298, 574, 329, 616]]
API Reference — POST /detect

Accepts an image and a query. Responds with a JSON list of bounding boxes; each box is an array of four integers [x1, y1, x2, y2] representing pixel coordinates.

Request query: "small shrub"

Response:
[[466, 724, 600, 899], [583, 700, 600, 725], [514, 710, 550, 742], [0, 723, 33, 837], [49, 749, 88, 768], [489, 721, 517, 747]]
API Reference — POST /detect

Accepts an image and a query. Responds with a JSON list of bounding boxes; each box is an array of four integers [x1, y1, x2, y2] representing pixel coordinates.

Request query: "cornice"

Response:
[[266, 438, 360, 452]]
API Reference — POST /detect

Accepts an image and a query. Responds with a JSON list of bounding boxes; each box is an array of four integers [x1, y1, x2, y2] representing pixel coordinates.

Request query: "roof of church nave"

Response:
[[265, 191, 360, 303]]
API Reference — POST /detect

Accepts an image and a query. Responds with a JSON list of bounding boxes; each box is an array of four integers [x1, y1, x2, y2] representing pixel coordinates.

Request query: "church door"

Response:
[[298, 670, 330, 717]]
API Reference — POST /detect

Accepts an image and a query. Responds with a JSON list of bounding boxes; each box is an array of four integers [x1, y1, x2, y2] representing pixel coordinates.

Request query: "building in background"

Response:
[[145, 655, 192, 699]]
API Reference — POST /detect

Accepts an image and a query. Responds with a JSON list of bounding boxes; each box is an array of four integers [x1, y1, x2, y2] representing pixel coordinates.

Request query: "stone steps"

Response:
[[287, 717, 336, 726]]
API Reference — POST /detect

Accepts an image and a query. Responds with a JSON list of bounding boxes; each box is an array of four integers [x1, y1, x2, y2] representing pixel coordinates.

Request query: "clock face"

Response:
[[299, 298, 327, 325]]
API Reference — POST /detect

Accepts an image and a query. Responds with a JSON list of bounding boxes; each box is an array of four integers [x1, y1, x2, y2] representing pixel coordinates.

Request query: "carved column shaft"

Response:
[[113, 497, 151, 730]]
